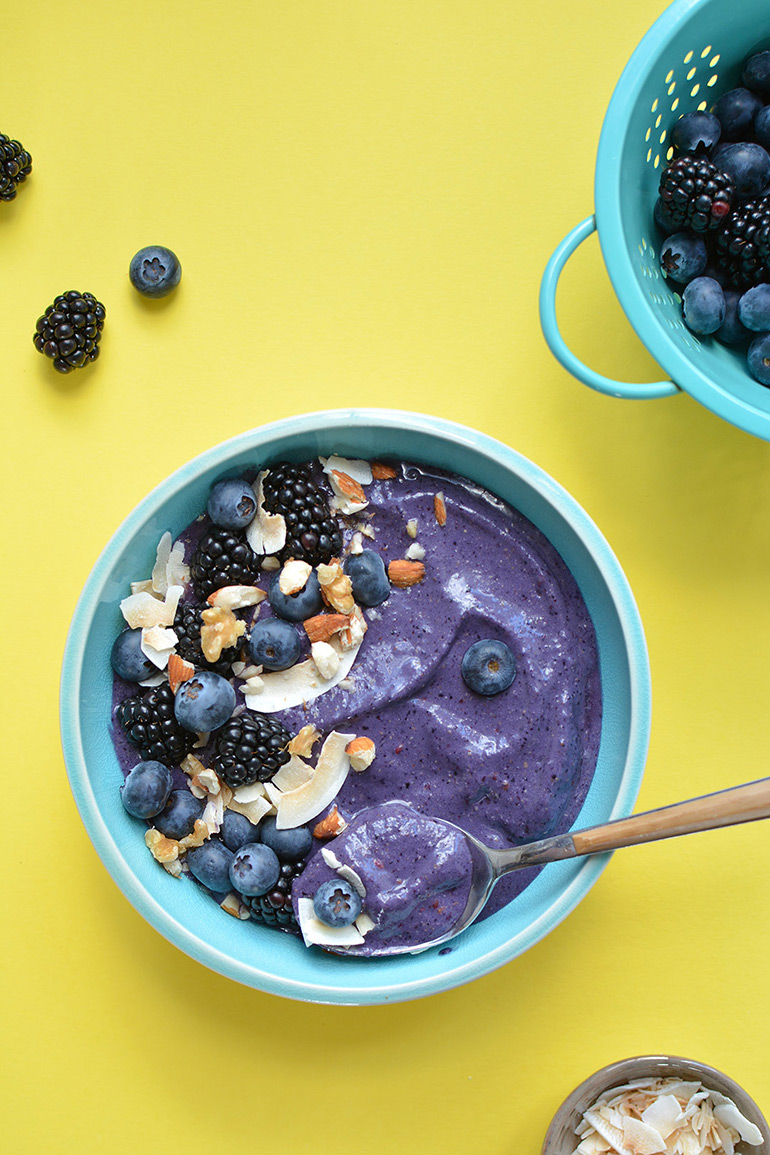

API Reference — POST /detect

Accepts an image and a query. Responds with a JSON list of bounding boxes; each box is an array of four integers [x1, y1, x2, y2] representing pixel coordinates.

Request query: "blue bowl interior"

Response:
[[61, 410, 650, 1005], [595, 0, 770, 437]]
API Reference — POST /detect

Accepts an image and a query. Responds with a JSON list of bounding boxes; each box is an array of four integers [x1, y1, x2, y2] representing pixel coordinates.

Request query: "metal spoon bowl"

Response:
[[368, 777, 770, 957]]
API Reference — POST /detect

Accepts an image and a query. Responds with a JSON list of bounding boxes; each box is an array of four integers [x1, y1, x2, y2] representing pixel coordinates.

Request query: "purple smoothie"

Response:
[[110, 459, 602, 953]]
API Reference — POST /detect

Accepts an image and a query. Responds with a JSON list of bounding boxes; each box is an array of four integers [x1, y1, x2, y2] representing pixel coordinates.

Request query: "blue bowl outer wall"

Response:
[[60, 409, 651, 1006], [594, 0, 770, 440]]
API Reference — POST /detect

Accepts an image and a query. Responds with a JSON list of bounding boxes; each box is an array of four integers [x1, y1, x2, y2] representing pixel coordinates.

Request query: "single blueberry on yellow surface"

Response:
[[129, 245, 181, 298]]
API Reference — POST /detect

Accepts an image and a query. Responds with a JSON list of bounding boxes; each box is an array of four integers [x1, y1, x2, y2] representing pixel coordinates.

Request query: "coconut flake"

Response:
[[140, 626, 179, 669], [271, 756, 314, 792], [296, 897, 365, 948], [151, 532, 173, 594], [227, 794, 273, 825], [241, 638, 361, 713], [279, 559, 312, 596], [231, 782, 267, 805], [336, 863, 366, 898], [713, 1103, 763, 1145], [620, 1117, 667, 1154], [321, 847, 343, 870], [354, 912, 375, 937], [275, 731, 354, 829], [246, 471, 287, 556]]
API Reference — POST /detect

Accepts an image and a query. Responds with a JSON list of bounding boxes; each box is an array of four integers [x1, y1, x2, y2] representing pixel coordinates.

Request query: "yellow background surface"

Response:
[[3, 1, 770, 1150]]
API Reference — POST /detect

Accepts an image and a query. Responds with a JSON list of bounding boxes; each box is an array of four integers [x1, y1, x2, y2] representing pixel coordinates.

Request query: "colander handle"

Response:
[[539, 216, 679, 400]]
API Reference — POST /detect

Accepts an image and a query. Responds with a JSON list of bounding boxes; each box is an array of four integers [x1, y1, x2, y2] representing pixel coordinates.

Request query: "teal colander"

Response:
[[540, 0, 770, 440]]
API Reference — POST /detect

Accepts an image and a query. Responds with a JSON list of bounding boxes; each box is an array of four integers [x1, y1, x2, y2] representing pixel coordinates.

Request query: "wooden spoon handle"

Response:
[[572, 777, 770, 856]]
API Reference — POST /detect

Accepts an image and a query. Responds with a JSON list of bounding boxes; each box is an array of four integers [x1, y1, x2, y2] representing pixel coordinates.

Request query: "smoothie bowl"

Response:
[[60, 409, 650, 1004]]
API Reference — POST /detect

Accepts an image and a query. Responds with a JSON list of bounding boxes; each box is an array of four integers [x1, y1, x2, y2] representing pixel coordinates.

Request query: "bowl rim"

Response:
[[594, 0, 770, 440], [60, 407, 651, 1004], [541, 1052, 770, 1154]]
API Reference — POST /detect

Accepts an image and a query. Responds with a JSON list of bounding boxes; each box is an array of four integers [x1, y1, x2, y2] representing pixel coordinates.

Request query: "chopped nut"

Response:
[[405, 541, 426, 562], [162, 859, 183, 878], [206, 584, 266, 610], [200, 605, 246, 662], [288, 724, 322, 757], [358, 522, 376, 540], [388, 559, 425, 588], [349, 531, 364, 555], [339, 605, 367, 650], [181, 753, 207, 778], [316, 560, 355, 614], [371, 462, 398, 480], [220, 892, 251, 919], [303, 612, 350, 644], [313, 806, 348, 839], [346, 735, 376, 772], [327, 469, 368, 515], [406, 518, 418, 539], [311, 641, 341, 680], [145, 828, 180, 864], [261, 556, 281, 571], [169, 653, 196, 693], [178, 818, 211, 851], [279, 559, 313, 596], [434, 492, 447, 526]]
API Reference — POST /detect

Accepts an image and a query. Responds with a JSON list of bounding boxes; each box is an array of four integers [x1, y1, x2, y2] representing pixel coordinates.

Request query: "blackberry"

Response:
[[190, 526, 259, 599], [243, 861, 305, 931], [658, 154, 733, 233], [0, 133, 32, 201], [116, 683, 197, 765], [713, 195, 770, 289], [33, 290, 106, 373], [262, 463, 343, 565], [173, 602, 242, 675], [213, 712, 292, 788]]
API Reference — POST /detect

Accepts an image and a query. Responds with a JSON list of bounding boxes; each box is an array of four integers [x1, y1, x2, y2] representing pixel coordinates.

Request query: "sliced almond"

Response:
[[388, 559, 425, 588], [313, 806, 347, 839], [371, 462, 398, 480], [288, 724, 321, 757], [303, 612, 350, 643], [206, 584, 266, 610], [328, 469, 368, 514], [279, 559, 312, 596], [320, 456, 373, 485], [200, 605, 246, 662], [345, 735, 375, 772]]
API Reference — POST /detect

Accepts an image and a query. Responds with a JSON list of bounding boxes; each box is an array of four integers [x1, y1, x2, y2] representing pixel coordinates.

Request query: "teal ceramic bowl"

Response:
[[540, 0, 770, 441], [60, 409, 651, 1005]]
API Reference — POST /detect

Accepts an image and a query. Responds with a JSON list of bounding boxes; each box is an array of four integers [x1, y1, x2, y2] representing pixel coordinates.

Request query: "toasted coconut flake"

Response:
[[121, 584, 183, 629], [169, 653, 196, 693], [227, 794, 273, 825], [620, 1118, 667, 1154], [371, 462, 398, 480], [279, 559, 313, 596], [140, 626, 178, 670], [246, 471, 287, 556], [714, 1103, 763, 1145], [131, 578, 154, 595], [313, 806, 347, 839], [232, 782, 267, 804], [320, 456, 373, 485], [181, 753, 207, 779], [345, 735, 376, 772], [275, 731, 354, 829], [288, 724, 321, 757], [242, 640, 360, 713], [139, 671, 167, 688], [271, 755, 314, 792], [151, 532, 173, 594], [200, 605, 246, 663], [641, 1095, 685, 1139], [263, 781, 284, 808], [296, 897, 365, 948], [206, 584, 266, 610], [358, 521, 376, 539]]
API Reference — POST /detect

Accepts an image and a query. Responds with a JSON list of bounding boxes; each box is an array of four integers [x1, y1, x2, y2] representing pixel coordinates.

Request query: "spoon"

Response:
[[374, 777, 770, 956]]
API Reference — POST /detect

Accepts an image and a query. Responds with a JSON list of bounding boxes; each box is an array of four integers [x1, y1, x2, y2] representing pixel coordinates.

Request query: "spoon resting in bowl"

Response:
[[360, 777, 770, 957]]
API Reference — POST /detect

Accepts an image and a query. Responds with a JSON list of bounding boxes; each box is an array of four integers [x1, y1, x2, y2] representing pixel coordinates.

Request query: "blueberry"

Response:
[[173, 671, 236, 732], [221, 810, 259, 852], [313, 879, 363, 928], [743, 51, 770, 98], [755, 107, 770, 152], [671, 110, 721, 154], [660, 232, 708, 284], [461, 639, 516, 696], [748, 333, 770, 385], [229, 842, 281, 896], [154, 789, 204, 839], [343, 550, 390, 607], [738, 284, 770, 331], [716, 142, 770, 198], [268, 570, 324, 622], [259, 815, 313, 863], [207, 479, 257, 531], [712, 88, 763, 141], [682, 277, 725, 335], [129, 245, 181, 298], [715, 290, 750, 346], [120, 761, 173, 819], [248, 618, 302, 670], [187, 840, 234, 893], [111, 628, 155, 682]]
